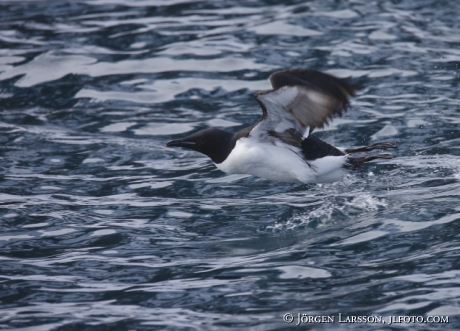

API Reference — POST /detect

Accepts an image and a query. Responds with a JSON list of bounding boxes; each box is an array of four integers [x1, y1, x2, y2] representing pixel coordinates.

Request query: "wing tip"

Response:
[[269, 68, 356, 97]]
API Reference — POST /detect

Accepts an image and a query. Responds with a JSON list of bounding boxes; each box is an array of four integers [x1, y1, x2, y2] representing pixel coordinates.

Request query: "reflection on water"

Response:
[[1, 0, 460, 330]]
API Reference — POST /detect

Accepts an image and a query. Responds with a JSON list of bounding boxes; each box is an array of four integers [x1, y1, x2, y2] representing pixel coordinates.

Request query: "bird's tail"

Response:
[[344, 142, 396, 170]]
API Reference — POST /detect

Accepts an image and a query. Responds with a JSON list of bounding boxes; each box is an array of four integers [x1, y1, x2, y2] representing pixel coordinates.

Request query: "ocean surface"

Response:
[[1, 0, 460, 330]]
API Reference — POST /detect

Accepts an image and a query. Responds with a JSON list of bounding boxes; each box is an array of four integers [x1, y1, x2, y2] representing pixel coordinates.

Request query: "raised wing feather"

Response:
[[251, 69, 355, 146]]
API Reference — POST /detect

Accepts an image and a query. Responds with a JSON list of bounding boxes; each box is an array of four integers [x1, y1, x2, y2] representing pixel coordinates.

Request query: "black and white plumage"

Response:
[[166, 68, 396, 184]]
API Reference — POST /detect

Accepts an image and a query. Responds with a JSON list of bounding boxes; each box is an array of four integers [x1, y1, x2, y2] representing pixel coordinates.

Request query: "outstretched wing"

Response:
[[251, 69, 355, 147]]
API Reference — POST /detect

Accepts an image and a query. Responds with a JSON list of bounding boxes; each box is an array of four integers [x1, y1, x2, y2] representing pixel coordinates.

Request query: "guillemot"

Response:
[[166, 68, 396, 184]]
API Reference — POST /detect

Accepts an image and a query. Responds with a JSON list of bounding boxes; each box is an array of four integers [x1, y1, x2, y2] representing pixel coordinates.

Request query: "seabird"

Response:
[[166, 68, 396, 184]]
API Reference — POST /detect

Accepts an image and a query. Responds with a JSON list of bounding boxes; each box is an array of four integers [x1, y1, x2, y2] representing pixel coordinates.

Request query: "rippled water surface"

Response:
[[1, 0, 460, 330]]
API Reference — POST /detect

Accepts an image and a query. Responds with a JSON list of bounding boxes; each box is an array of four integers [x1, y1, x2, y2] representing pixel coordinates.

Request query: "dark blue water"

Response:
[[1, 0, 460, 330]]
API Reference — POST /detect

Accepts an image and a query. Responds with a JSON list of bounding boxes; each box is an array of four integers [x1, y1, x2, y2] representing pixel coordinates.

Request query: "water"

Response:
[[1, 0, 460, 330]]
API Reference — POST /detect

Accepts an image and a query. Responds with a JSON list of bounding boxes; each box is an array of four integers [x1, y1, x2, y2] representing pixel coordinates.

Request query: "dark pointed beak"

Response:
[[165, 139, 196, 148]]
